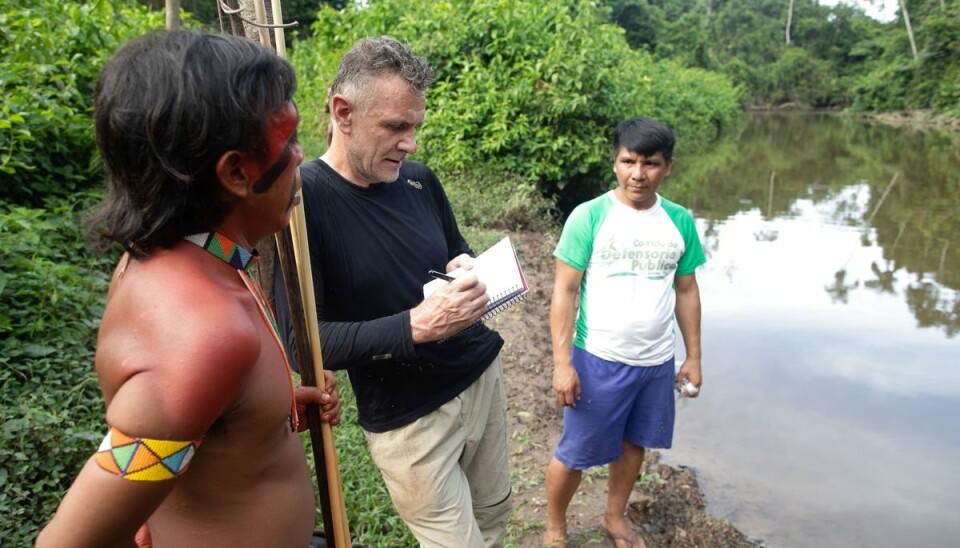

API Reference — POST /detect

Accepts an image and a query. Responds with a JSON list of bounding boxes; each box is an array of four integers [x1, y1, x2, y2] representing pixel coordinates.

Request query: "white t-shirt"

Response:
[[554, 191, 706, 366]]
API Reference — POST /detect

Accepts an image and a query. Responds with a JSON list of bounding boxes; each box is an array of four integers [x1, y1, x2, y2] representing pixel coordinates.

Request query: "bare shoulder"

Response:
[[96, 246, 262, 439]]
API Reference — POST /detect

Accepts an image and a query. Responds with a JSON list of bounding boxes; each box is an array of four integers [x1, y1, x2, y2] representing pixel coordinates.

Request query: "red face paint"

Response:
[[252, 102, 301, 194]]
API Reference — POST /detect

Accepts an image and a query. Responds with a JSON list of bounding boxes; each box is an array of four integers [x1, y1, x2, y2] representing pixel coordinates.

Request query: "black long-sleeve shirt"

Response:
[[274, 159, 503, 432]]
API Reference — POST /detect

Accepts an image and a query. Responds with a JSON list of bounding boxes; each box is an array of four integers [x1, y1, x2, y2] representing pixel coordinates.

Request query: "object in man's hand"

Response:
[[676, 378, 699, 398], [423, 236, 529, 323]]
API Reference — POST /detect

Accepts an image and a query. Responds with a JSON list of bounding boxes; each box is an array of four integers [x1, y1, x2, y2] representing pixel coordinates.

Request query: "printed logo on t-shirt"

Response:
[[598, 237, 679, 280], [406, 179, 423, 190]]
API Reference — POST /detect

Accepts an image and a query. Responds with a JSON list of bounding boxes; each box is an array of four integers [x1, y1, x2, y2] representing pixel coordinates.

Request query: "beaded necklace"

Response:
[[183, 231, 299, 432]]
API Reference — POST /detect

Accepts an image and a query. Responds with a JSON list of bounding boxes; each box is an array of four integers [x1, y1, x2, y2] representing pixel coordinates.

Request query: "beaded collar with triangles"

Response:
[[183, 232, 258, 270]]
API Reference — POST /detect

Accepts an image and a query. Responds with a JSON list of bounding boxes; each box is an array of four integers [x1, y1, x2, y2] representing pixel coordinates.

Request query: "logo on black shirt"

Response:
[[406, 179, 423, 190]]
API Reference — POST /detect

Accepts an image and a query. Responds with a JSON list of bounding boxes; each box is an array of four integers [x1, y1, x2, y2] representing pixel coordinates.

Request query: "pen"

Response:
[[428, 269, 455, 282]]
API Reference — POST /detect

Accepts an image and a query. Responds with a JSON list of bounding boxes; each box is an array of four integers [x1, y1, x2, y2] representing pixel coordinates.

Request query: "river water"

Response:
[[661, 112, 960, 548]]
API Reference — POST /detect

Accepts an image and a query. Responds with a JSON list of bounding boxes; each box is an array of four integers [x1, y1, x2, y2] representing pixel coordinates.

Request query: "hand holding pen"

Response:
[[411, 264, 486, 343]]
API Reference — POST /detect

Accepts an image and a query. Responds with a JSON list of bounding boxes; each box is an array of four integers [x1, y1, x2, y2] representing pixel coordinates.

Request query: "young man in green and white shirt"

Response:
[[544, 117, 705, 548]]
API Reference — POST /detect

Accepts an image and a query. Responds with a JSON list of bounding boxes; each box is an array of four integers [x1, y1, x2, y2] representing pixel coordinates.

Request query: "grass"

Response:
[[301, 371, 417, 547]]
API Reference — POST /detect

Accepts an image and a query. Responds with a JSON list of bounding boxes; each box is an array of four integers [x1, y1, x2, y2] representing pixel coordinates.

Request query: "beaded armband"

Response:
[[95, 427, 202, 481]]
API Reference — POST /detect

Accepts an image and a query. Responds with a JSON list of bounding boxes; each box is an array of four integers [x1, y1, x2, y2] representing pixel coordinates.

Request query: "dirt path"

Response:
[[491, 231, 760, 547]]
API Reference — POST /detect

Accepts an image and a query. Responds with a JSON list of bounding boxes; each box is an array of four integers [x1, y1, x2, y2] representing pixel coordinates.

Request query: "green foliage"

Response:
[[0, 193, 118, 544], [845, 2, 960, 113], [0, 0, 163, 206], [291, 0, 740, 208], [851, 63, 912, 112], [643, 60, 742, 143], [769, 47, 834, 106], [694, 0, 861, 107], [444, 168, 558, 232], [600, 0, 960, 113], [603, 0, 664, 52], [913, 8, 960, 113], [655, 9, 712, 68]]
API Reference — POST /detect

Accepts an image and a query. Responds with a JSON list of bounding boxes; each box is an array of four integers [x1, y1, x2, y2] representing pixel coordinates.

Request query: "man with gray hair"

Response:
[[275, 36, 512, 547]]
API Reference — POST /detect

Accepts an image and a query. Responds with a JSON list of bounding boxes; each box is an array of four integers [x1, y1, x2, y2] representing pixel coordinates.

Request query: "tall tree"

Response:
[[786, 0, 794, 44], [899, 0, 920, 60], [166, 0, 179, 29]]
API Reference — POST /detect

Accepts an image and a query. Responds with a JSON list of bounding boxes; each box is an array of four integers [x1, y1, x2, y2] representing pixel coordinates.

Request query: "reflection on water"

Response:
[[662, 113, 960, 547]]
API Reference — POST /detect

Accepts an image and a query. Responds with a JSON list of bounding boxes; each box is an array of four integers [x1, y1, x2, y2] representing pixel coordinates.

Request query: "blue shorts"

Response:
[[554, 348, 675, 470]]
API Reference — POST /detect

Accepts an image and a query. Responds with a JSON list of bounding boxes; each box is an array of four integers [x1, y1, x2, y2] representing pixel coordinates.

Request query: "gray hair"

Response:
[[330, 35, 435, 114]]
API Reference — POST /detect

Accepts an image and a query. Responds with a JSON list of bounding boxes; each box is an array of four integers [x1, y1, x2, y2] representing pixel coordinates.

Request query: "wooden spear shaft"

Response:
[[274, 227, 349, 547], [281, 204, 352, 548], [249, 0, 351, 545]]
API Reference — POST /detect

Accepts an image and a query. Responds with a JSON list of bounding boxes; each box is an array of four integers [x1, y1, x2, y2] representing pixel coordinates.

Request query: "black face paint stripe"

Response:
[[252, 133, 297, 194]]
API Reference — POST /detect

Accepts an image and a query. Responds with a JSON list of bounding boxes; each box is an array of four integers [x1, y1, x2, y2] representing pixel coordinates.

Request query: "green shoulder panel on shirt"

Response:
[[554, 192, 614, 271], [660, 196, 707, 276]]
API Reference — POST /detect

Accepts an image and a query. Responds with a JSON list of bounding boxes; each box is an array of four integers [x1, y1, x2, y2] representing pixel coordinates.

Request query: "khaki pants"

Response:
[[365, 356, 512, 548]]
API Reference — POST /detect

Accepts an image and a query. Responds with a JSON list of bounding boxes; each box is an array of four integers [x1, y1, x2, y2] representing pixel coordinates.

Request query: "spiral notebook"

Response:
[[424, 236, 529, 322]]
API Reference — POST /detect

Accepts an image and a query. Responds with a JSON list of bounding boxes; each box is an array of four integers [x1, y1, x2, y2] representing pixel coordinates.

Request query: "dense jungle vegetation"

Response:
[[607, 0, 960, 113], [1, 0, 957, 544]]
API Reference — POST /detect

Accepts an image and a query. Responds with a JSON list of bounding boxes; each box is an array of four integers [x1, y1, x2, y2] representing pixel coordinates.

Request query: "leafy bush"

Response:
[[0, 193, 118, 544], [915, 9, 960, 113], [0, 0, 163, 206], [846, 3, 960, 113], [768, 48, 834, 106], [851, 63, 912, 112], [444, 168, 558, 232], [291, 0, 740, 213], [644, 60, 743, 143]]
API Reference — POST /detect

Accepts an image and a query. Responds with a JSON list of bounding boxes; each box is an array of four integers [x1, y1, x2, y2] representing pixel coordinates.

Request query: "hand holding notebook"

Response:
[[424, 236, 529, 323]]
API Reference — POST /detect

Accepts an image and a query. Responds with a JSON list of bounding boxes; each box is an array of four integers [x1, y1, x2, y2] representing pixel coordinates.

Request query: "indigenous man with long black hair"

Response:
[[38, 30, 340, 547]]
